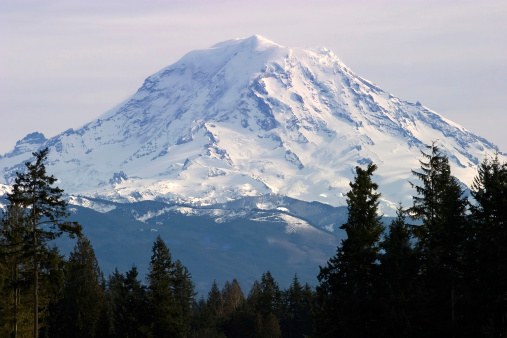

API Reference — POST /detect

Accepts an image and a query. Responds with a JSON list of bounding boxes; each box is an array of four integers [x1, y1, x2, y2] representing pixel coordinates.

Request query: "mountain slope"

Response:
[[0, 35, 503, 214], [44, 196, 342, 290]]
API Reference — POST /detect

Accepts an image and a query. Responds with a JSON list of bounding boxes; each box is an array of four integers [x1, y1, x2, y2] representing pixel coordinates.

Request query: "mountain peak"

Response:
[[212, 35, 280, 51], [0, 37, 503, 214], [2, 132, 46, 158]]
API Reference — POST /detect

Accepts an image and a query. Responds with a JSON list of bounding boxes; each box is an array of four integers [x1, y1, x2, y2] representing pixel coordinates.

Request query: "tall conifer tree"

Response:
[[409, 142, 468, 336], [378, 204, 418, 337], [4, 148, 81, 338], [316, 163, 384, 337], [1, 203, 33, 337], [57, 236, 104, 337], [147, 235, 194, 337], [467, 155, 507, 335]]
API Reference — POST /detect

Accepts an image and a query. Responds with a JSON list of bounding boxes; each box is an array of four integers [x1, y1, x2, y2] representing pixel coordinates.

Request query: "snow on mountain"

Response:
[[0, 35, 503, 214]]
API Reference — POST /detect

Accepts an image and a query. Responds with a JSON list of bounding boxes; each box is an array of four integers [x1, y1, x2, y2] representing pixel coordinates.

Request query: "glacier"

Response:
[[0, 35, 503, 215]]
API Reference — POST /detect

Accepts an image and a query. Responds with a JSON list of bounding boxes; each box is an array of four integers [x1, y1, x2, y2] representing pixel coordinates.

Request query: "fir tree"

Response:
[[37, 247, 65, 338], [467, 154, 507, 336], [147, 235, 177, 336], [172, 259, 195, 335], [409, 142, 468, 336], [4, 148, 82, 337], [147, 235, 194, 337], [107, 266, 148, 337], [247, 272, 282, 338], [316, 163, 384, 337], [222, 279, 244, 317], [208, 280, 224, 320], [0, 203, 33, 337], [280, 274, 314, 338], [378, 204, 418, 337], [57, 236, 104, 338]]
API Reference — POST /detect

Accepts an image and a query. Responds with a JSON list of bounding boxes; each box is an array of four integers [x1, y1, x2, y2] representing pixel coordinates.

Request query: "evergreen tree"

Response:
[[247, 272, 282, 338], [258, 271, 282, 318], [147, 235, 177, 336], [280, 274, 314, 338], [316, 163, 384, 337], [466, 154, 507, 336], [409, 142, 468, 336], [378, 204, 418, 337], [201, 280, 225, 337], [107, 266, 148, 337], [147, 235, 194, 337], [208, 280, 224, 320], [4, 148, 82, 337], [221, 279, 247, 337], [222, 279, 244, 317], [172, 259, 195, 336], [0, 203, 33, 337], [56, 236, 104, 337], [38, 247, 65, 338]]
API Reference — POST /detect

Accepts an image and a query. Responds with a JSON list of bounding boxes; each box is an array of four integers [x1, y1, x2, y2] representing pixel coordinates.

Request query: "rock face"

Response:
[[0, 35, 503, 214]]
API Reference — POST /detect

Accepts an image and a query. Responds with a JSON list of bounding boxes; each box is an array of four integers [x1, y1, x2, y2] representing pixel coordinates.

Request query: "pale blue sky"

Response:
[[1, 0, 506, 153]]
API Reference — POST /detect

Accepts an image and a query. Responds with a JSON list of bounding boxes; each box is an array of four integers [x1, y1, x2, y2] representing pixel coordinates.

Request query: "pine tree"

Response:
[[378, 204, 418, 337], [467, 154, 507, 336], [222, 279, 244, 317], [56, 236, 104, 337], [147, 235, 194, 337], [208, 280, 224, 320], [147, 235, 177, 336], [172, 259, 196, 335], [408, 142, 468, 336], [280, 274, 314, 338], [316, 163, 384, 337], [200, 280, 225, 336], [37, 246, 65, 338], [247, 272, 282, 338], [107, 266, 148, 337], [4, 148, 82, 338], [1, 203, 33, 337], [258, 271, 282, 318]]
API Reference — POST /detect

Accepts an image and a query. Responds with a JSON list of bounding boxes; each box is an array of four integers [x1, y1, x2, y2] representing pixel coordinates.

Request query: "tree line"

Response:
[[1, 144, 507, 337]]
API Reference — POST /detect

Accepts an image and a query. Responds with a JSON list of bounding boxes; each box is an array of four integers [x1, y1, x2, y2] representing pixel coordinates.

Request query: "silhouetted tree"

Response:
[[56, 236, 104, 337], [466, 154, 507, 336], [4, 148, 81, 337], [409, 142, 468, 336], [377, 204, 419, 337], [316, 163, 384, 337]]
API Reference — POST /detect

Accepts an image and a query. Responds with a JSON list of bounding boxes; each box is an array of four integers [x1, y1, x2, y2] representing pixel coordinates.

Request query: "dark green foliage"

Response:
[[173, 259, 196, 331], [316, 163, 384, 337], [222, 279, 244, 317], [38, 247, 66, 338], [2, 146, 507, 337], [147, 235, 178, 336], [465, 154, 507, 336], [52, 236, 104, 337], [251, 271, 282, 338], [2, 148, 81, 337], [0, 202, 33, 337], [377, 204, 419, 337], [147, 235, 195, 337], [107, 266, 149, 337], [6, 148, 82, 241], [279, 274, 315, 338], [409, 142, 469, 336], [191, 278, 248, 338]]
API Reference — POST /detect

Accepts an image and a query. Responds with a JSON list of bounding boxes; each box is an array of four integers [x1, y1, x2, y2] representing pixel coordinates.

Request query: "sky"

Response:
[[1, 0, 506, 155]]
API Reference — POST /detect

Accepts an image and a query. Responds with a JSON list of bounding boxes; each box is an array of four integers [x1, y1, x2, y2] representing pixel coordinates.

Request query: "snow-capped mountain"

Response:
[[0, 35, 503, 215]]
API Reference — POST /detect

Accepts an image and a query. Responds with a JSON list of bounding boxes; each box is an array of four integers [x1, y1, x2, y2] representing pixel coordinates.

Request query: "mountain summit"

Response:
[[0, 36, 503, 213]]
